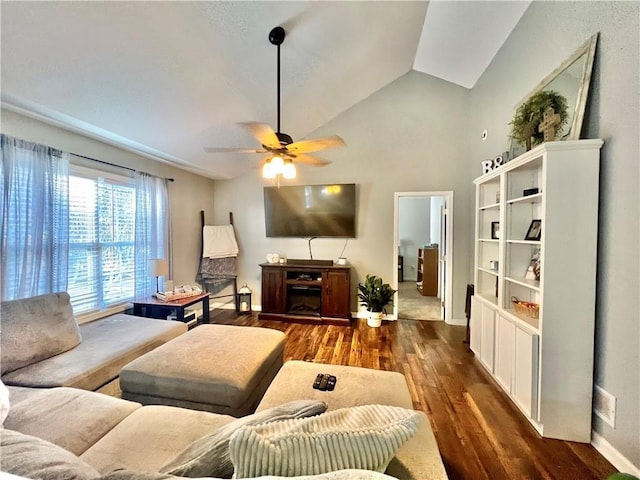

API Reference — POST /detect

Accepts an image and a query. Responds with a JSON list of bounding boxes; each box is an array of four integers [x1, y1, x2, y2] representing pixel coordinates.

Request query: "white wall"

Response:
[[1, 108, 217, 292], [213, 71, 471, 319], [399, 196, 430, 282], [467, 1, 639, 469]]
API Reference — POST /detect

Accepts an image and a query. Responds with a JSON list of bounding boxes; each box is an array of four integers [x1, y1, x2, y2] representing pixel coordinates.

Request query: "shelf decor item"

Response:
[[538, 107, 563, 141], [525, 250, 541, 281], [508, 33, 597, 158], [491, 222, 500, 240], [510, 90, 569, 151], [511, 297, 540, 319], [357, 275, 396, 328], [524, 219, 542, 241]]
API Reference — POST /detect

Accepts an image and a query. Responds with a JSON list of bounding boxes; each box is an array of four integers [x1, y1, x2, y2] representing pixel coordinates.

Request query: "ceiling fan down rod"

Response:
[[277, 41, 280, 134], [269, 26, 286, 136]]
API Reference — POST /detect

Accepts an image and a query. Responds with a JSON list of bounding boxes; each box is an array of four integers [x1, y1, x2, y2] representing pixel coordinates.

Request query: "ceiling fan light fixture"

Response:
[[262, 161, 276, 179], [282, 160, 296, 179], [270, 155, 284, 170]]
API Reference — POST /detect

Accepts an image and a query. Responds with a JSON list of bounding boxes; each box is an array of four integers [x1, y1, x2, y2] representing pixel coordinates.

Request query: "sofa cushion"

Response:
[[80, 405, 235, 474], [1, 314, 186, 391], [0, 380, 9, 426], [1, 429, 100, 479], [1, 292, 81, 375], [4, 386, 140, 455], [230, 404, 420, 478], [161, 399, 327, 478]]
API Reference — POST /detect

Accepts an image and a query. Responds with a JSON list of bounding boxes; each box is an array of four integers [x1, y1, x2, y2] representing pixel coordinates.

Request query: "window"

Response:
[[68, 166, 136, 314]]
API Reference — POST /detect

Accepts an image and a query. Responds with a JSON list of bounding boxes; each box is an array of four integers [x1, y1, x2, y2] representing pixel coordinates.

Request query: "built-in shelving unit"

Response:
[[470, 139, 603, 442]]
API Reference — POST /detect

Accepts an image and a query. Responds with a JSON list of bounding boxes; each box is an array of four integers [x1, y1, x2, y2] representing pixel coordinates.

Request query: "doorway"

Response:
[[393, 191, 453, 323]]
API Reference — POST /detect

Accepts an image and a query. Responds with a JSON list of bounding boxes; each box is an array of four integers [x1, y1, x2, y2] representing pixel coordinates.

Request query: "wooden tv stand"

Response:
[[258, 263, 351, 325]]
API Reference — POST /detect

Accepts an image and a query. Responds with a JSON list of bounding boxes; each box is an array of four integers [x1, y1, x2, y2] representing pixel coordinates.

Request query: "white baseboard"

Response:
[[592, 431, 640, 476], [446, 317, 467, 326]]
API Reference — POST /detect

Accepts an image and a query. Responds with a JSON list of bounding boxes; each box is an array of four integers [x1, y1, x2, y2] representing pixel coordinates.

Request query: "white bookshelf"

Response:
[[470, 139, 603, 442]]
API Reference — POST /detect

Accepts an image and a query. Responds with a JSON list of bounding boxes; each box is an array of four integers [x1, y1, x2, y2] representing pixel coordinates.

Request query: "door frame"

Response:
[[393, 191, 454, 323]]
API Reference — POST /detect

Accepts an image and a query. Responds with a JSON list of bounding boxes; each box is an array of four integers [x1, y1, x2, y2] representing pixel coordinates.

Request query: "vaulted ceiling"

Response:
[[1, 1, 530, 179]]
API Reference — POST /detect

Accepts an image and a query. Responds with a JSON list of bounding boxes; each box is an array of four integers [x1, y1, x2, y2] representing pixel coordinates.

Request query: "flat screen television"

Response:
[[264, 184, 356, 238]]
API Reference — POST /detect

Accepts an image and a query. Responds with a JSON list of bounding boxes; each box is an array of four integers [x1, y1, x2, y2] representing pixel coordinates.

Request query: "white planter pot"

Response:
[[367, 311, 383, 328]]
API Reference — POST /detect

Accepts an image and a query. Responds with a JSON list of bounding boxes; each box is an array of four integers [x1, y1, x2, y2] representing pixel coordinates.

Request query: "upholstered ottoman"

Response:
[[120, 325, 285, 417], [256, 360, 449, 480]]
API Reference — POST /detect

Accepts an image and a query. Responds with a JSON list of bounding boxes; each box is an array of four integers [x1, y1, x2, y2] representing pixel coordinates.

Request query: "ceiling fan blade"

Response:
[[239, 122, 281, 149], [291, 153, 332, 167], [203, 147, 267, 153], [285, 135, 345, 154]]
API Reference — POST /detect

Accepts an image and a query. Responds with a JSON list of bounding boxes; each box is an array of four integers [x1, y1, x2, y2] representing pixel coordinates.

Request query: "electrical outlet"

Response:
[[593, 384, 616, 427]]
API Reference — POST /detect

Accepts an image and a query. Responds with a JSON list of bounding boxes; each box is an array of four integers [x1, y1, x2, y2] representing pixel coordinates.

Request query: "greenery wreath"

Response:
[[510, 90, 569, 150]]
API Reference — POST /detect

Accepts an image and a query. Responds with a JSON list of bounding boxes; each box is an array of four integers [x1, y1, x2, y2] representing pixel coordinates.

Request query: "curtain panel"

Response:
[[134, 172, 169, 299], [0, 134, 69, 300]]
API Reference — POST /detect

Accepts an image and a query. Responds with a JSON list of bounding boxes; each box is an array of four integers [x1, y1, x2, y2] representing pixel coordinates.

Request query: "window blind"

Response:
[[68, 167, 136, 313]]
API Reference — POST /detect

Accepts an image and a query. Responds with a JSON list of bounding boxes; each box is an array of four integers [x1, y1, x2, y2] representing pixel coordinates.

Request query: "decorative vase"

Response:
[[367, 311, 383, 328]]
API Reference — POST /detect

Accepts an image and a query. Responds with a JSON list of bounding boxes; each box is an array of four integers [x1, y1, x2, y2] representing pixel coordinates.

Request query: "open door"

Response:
[[439, 201, 448, 320], [393, 191, 454, 323]]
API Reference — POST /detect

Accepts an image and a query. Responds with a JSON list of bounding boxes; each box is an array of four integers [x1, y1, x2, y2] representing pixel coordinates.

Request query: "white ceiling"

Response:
[[1, 1, 530, 179]]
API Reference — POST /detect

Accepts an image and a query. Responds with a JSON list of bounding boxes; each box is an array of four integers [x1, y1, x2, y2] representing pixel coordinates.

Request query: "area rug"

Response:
[[397, 281, 442, 320]]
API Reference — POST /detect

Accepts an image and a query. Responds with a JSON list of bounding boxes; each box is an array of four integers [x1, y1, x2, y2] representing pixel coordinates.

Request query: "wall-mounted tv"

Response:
[[264, 184, 356, 238]]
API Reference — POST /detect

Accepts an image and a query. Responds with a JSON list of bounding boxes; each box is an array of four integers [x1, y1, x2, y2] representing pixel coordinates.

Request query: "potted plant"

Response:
[[357, 275, 397, 328], [510, 90, 569, 151]]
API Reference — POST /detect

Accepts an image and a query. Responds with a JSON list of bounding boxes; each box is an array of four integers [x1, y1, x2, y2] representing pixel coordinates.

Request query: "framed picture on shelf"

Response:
[[524, 219, 542, 241], [525, 250, 541, 281], [491, 222, 500, 239]]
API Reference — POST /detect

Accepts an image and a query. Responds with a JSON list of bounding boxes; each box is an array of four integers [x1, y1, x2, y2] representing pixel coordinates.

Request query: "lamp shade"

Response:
[[148, 258, 169, 277]]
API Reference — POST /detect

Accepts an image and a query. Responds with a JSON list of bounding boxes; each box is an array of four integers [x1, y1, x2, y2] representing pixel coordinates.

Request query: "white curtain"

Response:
[[0, 134, 69, 300], [134, 172, 169, 298]]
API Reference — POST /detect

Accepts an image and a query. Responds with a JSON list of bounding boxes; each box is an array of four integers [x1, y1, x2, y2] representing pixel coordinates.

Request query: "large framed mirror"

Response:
[[510, 33, 598, 154]]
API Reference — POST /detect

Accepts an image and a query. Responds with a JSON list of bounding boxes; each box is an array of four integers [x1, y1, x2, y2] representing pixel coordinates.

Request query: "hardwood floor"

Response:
[[212, 310, 617, 480]]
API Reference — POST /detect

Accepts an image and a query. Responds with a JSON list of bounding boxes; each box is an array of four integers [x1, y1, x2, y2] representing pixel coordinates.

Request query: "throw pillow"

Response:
[[1, 292, 82, 375], [99, 468, 397, 480], [229, 404, 420, 478], [160, 399, 327, 478], [0, 379, 9, 427], [0, 429, 100, 480]]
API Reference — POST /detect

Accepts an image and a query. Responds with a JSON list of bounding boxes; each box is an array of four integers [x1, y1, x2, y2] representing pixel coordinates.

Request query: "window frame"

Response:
[[68, 164, 137, 318]]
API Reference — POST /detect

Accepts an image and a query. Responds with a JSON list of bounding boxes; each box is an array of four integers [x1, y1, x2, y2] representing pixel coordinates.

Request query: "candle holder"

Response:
[[236, 283, 252, 315]]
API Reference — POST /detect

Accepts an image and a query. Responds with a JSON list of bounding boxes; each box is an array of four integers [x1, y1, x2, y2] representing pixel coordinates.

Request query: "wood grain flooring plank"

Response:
[[210, 310, 618, 480]]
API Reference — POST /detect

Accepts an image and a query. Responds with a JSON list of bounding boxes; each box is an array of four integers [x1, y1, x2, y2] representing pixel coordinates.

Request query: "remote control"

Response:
[[318, 374, 329, 391], [326, 375, 337, 391], [313, 373, 324, 389]]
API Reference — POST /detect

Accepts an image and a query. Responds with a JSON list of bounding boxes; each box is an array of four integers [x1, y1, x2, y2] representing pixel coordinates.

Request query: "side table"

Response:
[[132, 292, 210, 327]]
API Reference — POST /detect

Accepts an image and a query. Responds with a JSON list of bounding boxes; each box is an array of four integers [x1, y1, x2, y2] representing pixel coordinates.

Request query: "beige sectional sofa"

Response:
[[0, 292, 448, 480], [2, 366, 448, 480], [0, 292, 187, 394]]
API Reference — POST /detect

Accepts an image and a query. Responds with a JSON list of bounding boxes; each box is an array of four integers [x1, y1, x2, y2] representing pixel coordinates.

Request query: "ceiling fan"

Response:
[[203, 26, 345, 179]]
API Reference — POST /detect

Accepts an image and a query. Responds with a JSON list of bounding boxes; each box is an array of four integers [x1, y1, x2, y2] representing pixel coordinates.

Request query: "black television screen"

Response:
[[264, 184, 356, 238]]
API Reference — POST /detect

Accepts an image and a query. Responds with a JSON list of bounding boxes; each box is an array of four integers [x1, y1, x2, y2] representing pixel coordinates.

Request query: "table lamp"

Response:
[[148, 258, 169, 293]]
